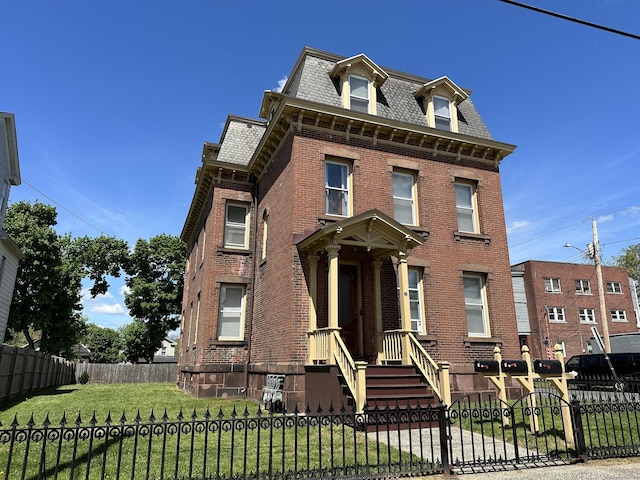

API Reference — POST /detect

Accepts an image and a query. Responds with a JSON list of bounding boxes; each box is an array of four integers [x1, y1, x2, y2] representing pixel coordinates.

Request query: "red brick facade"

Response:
[[178, 48, 521, 407], [513, 260, 638, 360]]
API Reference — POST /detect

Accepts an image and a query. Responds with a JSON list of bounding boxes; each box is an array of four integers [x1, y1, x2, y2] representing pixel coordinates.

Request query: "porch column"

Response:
[[326, 244, 341, 362], [397, 250, 412, 364], [307, 254, 319, 363], [373, 260, 384, 364]]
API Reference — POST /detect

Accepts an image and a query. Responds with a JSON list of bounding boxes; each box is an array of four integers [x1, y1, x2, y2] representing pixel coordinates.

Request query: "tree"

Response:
[[5, 201, 85, 356], [124, 234, 186, 363], [5, 201, 131, 359], [84, 323, 124, 363], [120, 320, 150, 363], [615, 243, 640, 285]]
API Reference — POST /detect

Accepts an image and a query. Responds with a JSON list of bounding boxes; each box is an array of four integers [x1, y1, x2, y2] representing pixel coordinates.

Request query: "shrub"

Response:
[[79, 371, 90, 385]]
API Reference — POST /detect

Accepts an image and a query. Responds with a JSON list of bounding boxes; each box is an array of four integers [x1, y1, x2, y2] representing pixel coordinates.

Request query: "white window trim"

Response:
[[455, 180, 479, 234], [348, 74, 370, 114], [606, 281, 623, 294], [579, 308, 596, 324], [261, 210, 268, 261], [224, 202, 250, 249], [575, 279, 591, 295], [392, 170, 417, 226], [464, 273, 490, 337], [547, 306, 566, 323], [401, 267, 425, 334], [611, 309, 628, 322], [544, 278, 562, 293], [217, 285, 246, 340], [433, 95, 452, 131], [325, 160, 352, 217]]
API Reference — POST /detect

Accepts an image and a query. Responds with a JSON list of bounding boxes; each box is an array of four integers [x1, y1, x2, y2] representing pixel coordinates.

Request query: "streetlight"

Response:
[[564, 218, 610, 353]]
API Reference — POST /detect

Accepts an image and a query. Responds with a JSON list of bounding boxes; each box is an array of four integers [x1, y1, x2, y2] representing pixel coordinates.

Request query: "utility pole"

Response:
[[592, 217, 611, 353]]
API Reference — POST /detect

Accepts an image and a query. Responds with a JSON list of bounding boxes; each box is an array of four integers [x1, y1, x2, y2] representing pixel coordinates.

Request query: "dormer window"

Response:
[[349, 75, 370, 113], [414, 76, 469, 133], [433, 96, 452, 131], [330, 53, 388, 116]]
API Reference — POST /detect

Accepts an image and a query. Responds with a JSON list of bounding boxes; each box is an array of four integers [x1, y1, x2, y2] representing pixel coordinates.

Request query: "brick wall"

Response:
[[515, 260, 638, 360]]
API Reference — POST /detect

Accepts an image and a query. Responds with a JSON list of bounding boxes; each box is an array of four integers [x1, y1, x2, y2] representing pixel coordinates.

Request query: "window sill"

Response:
[[217, 247, 252, 256], [454, 231, 491, 244], [463, 336, 503, 346], [210, 340, 247, 348], [318, 215, 342, 226]]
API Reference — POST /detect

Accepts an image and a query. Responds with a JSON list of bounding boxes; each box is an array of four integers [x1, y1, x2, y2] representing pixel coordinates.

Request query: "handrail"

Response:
[[332, 332, 366, 413], [407, 332, 442, 400], [382, 329, 403, 363]]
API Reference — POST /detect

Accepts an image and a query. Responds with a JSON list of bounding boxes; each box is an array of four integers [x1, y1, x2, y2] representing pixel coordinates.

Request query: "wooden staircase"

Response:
[[364, 364, 436, 410]]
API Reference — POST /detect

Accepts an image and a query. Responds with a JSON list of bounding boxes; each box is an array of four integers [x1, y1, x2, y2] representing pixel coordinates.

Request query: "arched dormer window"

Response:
[[415, 76, 469, 133], [331, 54, 388, 115]]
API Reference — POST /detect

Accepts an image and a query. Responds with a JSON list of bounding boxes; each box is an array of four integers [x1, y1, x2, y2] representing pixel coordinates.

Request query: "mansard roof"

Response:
[[277, 47, 492, 140]]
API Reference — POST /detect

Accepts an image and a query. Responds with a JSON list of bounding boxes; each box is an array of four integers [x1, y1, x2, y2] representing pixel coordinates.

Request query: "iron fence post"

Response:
[[571, 399, 588, 462], [438, 404, 451, 476]]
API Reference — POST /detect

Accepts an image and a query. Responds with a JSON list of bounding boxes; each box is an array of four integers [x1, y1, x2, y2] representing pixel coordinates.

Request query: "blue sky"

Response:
[[2, 0, 639, 330]]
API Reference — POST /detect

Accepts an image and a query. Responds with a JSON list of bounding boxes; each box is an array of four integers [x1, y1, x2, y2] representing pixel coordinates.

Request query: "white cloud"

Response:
[[598, 214, 614, 223], [507, 220, 530, 234], [622, 206, 640, 217], [119, 285, 130, 296], [274, 76, 287, 93], [91, 303, 127, 315]]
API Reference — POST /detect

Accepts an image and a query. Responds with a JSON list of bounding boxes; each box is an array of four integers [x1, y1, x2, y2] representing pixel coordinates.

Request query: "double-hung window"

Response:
[[224, 203, 249, 249], [606, 281, 623, 294], [349, 75, 369, 113], [325, 161, 350, 216], [455, 181, 478, 233], [575, 279, 591, 294], [397, 268, 425, 333], [547, 306, 565, 322], [544, 278, 561, 293], [218, 285, 246, 339], [433, 96, 451, 131], [392, 171, 416, 225], [464, 274, 489, 337], [579, 308, 596, 323], [611, 309, 627, 322]]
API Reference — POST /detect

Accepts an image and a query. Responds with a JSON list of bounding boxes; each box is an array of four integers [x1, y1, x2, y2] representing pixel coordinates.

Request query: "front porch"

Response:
[[298, 210, 452, 413]]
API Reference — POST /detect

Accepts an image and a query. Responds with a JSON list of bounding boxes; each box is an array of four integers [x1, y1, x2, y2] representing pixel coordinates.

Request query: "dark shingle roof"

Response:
[[287, 50, 493, 140], [217, 117, 266, 166]]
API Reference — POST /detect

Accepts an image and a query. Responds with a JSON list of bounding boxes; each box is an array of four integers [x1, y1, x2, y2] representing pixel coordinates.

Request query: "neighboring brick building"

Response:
[[512, 260, 640, 360], [178, 47, 519, 409]]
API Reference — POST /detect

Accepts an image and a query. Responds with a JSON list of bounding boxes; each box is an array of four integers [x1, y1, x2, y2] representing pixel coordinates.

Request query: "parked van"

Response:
[[565, 353, 640, 377]]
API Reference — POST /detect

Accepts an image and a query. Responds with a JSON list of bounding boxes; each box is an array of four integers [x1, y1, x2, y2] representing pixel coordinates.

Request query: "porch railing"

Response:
[[382, 330, 450, 406], [333, 332, 366, 413], [308, 327, 331, 363]]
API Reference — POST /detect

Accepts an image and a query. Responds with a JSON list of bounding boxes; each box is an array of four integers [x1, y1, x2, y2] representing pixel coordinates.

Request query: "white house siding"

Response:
[[0, 242, 19, 343], [512, 272, 531, 335]]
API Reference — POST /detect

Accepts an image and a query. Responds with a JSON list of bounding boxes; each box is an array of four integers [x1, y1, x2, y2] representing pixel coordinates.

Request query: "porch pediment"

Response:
[[297, 209, 424, 256]]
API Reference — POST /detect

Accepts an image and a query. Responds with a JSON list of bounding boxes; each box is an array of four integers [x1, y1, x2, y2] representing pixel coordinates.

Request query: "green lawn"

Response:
[[0, 383, 255, 426], [0, 384, 429, 479]]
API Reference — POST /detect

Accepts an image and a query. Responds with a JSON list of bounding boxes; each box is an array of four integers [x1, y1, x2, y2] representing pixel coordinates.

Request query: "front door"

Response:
[[339, 265, 359, 355]]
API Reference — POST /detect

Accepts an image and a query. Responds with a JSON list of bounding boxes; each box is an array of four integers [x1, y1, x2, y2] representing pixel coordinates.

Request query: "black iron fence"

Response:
[[0, 404, 448, 480], [3, 385, 640, 479]]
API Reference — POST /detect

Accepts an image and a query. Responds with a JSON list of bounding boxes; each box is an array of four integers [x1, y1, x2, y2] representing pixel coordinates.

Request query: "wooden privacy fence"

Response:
[[0, 345, 75, 403], [75, 362, 178, 384]]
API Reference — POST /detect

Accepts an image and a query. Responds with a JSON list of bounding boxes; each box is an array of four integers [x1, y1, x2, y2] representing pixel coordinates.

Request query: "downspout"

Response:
[[243, 175, 258, 397]]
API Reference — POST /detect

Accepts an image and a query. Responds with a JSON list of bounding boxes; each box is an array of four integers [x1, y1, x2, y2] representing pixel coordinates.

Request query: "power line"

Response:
[[499, 0, 640, 40], [19, 179, 107, 236]]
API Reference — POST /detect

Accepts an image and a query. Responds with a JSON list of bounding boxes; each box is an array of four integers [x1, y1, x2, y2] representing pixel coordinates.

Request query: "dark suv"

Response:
[[565, 353, 640, 391]]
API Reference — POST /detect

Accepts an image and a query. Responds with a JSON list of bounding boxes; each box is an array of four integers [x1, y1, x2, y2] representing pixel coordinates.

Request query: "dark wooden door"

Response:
[[339, 265, 359, 355]]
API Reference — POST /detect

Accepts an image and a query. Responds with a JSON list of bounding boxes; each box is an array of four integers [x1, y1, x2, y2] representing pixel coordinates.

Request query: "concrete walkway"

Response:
[[434, 457, 640, 479]]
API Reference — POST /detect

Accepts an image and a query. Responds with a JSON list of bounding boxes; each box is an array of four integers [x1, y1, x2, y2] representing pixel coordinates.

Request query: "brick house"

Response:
[[512, 260, 640, 360], [178, 47, 519, 410]]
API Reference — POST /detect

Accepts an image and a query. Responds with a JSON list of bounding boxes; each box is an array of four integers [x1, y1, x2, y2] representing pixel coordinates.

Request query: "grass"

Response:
[[0, 384, 428, 479], [0, 383, 255, 425]]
